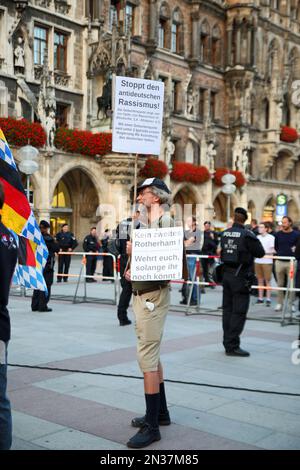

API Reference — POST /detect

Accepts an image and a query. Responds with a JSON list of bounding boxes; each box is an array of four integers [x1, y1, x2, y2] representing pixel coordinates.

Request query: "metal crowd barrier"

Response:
[[174, 254, 300, 326], [10, 250, 300, 326], [11, 251, 118, 306]]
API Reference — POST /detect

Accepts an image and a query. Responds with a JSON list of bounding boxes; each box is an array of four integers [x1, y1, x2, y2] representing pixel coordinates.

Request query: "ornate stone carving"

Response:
[[35, 0, 52, 7], [54, 71, 71, 87], [101, 154, 143, 185], [54, 0, 71, 15]]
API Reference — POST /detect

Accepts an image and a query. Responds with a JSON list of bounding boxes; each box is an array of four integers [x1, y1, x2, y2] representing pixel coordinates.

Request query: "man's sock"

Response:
[[145, 393, 160, 428], [159, 382, 168, 415]]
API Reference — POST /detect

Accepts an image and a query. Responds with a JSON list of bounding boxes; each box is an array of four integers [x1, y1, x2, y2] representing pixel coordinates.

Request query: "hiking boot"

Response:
[[127, 423, 161, 449], [131, 411, 170, 428]]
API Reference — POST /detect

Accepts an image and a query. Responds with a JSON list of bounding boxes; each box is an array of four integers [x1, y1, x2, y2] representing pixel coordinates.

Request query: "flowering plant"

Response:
[[139, 158, 168, 179], [170, 162, 211, 184], [0, 117, 46, 147], [54, 128, 112, 156], [214, 167, 246, 188], [280, 126, 299, 143]]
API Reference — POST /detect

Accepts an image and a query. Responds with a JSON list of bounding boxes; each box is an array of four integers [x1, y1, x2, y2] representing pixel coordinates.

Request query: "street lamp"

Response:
[[18, 145, 39, 202], [221, 173, 236, 223]]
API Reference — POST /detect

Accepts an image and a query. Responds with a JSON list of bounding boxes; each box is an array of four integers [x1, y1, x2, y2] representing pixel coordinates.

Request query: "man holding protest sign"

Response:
[[125, 177, 186, 449]]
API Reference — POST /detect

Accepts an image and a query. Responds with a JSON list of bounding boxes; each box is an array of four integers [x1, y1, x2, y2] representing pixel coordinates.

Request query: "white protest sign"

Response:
[[112, 76, 164, 155], [131, 227, 183, 281]]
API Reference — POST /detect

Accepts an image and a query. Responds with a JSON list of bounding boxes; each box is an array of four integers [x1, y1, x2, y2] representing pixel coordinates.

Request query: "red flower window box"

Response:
[[214, 168, 246, 188], [139, 158, 168, 179], [0, 117, 46, 148], [170, 162, 211, 184], [54, 127, 112, 157], [280, 126, 299, 143]]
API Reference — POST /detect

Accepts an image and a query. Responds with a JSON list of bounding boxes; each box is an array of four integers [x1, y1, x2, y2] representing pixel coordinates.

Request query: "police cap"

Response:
[[39, 220, 50, 229], [137, 177, 171, 194], [234, 207, 248, 221]]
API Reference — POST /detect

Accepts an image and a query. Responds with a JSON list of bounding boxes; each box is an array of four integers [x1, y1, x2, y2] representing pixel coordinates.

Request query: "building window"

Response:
[[125, 3, 134, 35], [263, 98, 270, 129], [52, 180, 71, 208], [34, 25, 48, 65], [171, 80, 180, 113], [158, 19, 166, 48], [109, 5, 118, 29], [211, 25, 221, 67], [56, 103, 69, 128], [210, 91, 217, 121], [282, 93, 290, 126], [158, 3, 171, 49], [54, 31, 68, 71], [171, 22, 178, 53], [200, 21, 210, 63], [199, 88, 205, 120]]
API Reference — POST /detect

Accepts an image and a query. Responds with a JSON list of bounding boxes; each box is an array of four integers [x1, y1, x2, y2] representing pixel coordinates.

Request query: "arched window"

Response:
[[200, 20, 210, 63], [52, 180, 71, 208], [158, 2, 171, 49], [211, 25, 221, 66], [171, 8, 183, 54]]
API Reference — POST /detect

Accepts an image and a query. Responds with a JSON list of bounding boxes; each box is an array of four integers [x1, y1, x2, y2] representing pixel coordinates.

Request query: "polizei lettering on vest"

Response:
[[223, 232, 242, 238]]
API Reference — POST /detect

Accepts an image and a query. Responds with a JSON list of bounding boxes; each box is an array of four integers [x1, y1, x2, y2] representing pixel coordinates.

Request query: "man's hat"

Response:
[[39, 220, 50, 229], [137, 178, 171, 194], [234, 207, 248, 220]]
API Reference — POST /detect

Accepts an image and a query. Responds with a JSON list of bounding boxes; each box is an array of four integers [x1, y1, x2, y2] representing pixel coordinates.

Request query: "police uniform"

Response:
[[31, 224, 59, 312], [56, 230, 78, 282], [220, 210, 265, 355], [83, 233, 99, 281], [116, 217, 140, 325], [0, 219, 17, 450]]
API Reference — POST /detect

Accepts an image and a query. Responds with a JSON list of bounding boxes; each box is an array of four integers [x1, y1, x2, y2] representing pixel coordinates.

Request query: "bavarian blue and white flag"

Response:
[[0, 128, 48, 291]]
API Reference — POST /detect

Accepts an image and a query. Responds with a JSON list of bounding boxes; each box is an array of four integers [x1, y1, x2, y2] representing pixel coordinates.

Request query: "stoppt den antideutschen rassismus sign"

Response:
[[112, 76, 164, 155]]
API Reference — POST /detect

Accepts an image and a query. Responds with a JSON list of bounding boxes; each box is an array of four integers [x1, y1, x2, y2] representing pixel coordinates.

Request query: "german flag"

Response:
[[0, 128, 48, 290]]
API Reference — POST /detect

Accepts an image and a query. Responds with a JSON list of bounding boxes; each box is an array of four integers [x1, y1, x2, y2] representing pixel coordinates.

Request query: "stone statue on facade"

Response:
[[207, 141, 217, 173], [45, 110, 56, 149], [165, 136, 175, 168], [14, 37, 25, 75], [232, 131, 251, 175]]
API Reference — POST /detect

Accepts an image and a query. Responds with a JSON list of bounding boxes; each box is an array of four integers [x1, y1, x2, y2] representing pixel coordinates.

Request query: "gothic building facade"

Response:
[[1, 0, 300, 238]]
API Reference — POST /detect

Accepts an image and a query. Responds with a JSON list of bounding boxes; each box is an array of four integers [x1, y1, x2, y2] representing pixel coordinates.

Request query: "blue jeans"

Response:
[[187, 256, 199, 302], [0, 342, 12, 450]]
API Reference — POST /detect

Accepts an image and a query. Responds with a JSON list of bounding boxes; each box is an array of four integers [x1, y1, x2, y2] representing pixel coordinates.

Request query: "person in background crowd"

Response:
[[101, 229, 114, 281], [220, 207, 265, 357], [83, 227, 100, 282], [251, 218, 259, 235], [201, 221, 218, 289], [0, 183, 17, 450], [31, 220, 59, 312], [182, 216, 202, 305], [274, 216, 299, 313], [254, 222, 275, 306], [56, 223, 78, 282], [116, 209, 140, 326]]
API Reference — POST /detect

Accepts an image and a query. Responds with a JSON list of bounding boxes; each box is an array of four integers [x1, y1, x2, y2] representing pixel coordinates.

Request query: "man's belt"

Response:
[[132, 285, 168, 296]]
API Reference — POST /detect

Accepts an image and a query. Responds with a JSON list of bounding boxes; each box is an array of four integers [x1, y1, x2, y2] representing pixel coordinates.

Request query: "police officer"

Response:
[[0, 182, 17, 449], [116, 209, 140, 326], [56, 223, 78, 282], [31, 220, 59, 312], [83, 227, 100, 282], [220, 207, 265, 357]]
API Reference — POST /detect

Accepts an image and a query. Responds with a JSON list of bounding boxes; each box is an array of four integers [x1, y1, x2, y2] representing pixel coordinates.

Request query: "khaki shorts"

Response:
[[254, 263, 273, 281], [132, 286, 170, 373]]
